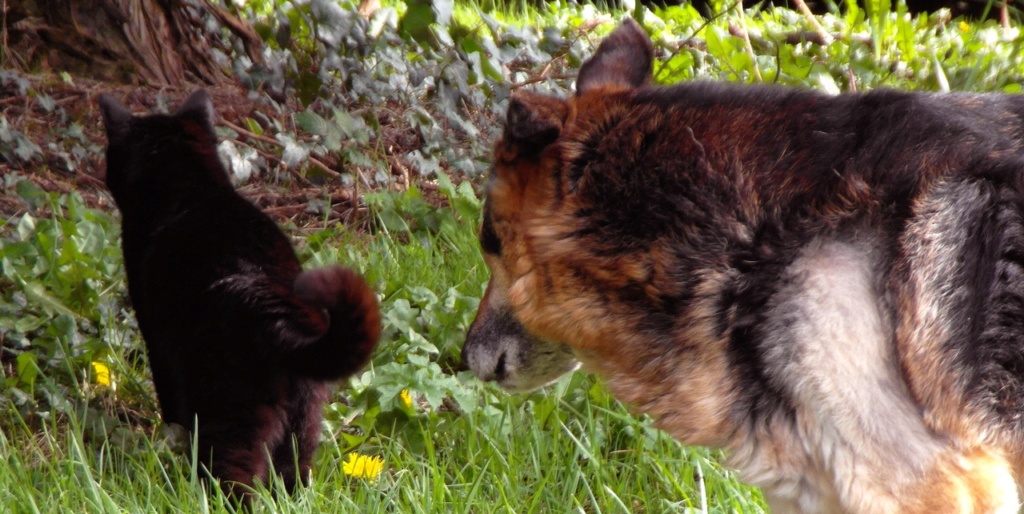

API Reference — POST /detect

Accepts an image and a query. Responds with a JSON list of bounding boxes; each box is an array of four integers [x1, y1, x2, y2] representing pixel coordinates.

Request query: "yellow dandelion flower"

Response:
[[91, 361, 111, 387], [400, 389, 413, 409], [959, 20, 970, 33], [342, 453, 385, 479]]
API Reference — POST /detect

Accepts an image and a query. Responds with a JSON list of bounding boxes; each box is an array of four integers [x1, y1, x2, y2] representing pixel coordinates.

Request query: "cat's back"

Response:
[[142, 188, 299, 300], [99, 91, 300, 322]]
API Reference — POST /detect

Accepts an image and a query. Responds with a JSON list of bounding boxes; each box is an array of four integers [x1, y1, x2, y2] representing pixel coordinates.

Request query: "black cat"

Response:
[[97, 90, 381, 499]]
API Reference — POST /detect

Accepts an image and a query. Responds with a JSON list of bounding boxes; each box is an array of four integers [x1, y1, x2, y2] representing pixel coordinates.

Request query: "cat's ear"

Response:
[[98, 93, 133, 145], [176, 90, 216, 130]]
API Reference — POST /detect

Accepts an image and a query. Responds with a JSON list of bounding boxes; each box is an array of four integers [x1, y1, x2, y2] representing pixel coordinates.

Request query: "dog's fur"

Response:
[[461, 19, 1024, 513], [98, 91, 381, 499]]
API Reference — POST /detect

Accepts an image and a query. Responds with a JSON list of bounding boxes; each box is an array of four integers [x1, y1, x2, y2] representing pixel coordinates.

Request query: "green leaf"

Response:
[[244, 118, 264, 137], [332, 109, 368, 144], [460, 37, 504, 83], [15, 352, 39, 389], [296, 70, 323, 107], [17, 277, 80, 320], [296, 110, 327, 135], [398, 0, 452, 47], [15, 180, 46, 208], [12, 315, 44, 333], [385, 299, 419, 332]]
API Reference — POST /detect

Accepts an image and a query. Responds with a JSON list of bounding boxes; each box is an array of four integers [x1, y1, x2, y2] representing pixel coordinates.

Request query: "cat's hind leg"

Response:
[[272, 380, 329, 492], [198, 405, 288, 503]]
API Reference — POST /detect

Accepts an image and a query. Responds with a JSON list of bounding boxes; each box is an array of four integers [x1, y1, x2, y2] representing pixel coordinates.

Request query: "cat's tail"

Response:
[[283, 266, 381, 380]]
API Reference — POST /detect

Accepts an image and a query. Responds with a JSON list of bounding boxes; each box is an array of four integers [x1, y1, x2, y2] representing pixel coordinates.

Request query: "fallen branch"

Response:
[[221, 118, 343, 181]]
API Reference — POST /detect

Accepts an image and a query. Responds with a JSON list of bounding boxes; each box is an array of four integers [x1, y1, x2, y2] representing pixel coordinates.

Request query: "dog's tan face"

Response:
[[461, 91, 580, 391], [461, 21, 655, 391], [461, 251, 579, 391]]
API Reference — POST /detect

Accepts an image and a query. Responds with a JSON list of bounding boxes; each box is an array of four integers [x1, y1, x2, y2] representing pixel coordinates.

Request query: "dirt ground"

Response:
[[0, 73, 458, 231]]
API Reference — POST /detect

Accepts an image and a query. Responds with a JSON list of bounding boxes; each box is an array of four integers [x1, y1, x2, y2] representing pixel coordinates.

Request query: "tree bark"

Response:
[[3, 0, 262, 87]]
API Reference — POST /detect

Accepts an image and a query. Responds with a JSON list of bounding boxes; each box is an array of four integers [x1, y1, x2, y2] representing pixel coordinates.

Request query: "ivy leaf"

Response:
[[332, 109, 369, 144], [399, 0, 452, 47], [0, 70, 30, 96], [15, 180, 47, 209], [0, 117, 42, 165], [277, 134, 309, 170], [296, 71, 323, 108], [295, 110, 328, 136], [36, 94, 57, 113], [217, 140, 257, 183]]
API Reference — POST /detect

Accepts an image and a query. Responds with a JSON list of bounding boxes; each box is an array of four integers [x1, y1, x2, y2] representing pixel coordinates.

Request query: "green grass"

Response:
[[0, 181, 759, 513], [0, 178, 763, 513], [5, 0, 1024, 512], [295, 180, 762, 512], [0, 379, 756, 514]]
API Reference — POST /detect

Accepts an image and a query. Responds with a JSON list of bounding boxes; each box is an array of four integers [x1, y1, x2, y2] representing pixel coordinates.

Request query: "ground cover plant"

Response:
[[1, 0, 1024, 512]]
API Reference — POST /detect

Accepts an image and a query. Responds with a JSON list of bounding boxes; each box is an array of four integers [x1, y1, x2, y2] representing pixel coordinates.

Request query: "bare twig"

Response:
[[791, 0, 833, 46], [389, 154, 411, 191], [308, 156, 342, 179], [74, 169, 106, 187], [730, 25, 871, 49], [201, 0, 264, 65], [226, 121, 346, 188], [221, 118, 280, 147], [782, 30, 832, 46], [223, 118, 347, 182], [0, 0, 25, 71], [357, 0, 380, 18], [509, 64, 572, 90], [653, 0, 739, 79], [733, 1, 763, 82], [242, 143, 315, 187], [1, 0, 8, 69]]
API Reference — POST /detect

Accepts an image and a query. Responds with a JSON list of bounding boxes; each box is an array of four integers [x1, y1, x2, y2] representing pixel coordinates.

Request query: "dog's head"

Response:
[[461, 19, 654, 391]]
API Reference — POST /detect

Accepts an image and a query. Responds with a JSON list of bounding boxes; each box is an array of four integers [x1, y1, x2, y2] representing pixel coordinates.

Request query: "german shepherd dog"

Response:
[[462, 19, 1024, 513]]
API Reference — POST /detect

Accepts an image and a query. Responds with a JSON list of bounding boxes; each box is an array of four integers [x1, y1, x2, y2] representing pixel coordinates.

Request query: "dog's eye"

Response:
[[480, 209, 503, 256]]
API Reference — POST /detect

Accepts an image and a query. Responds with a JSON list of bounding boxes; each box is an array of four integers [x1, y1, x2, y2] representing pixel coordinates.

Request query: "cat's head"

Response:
[[97, 90, 227, 211]]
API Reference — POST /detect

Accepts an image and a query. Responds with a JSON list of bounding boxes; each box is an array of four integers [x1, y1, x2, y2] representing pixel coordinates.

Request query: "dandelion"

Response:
[[400, 389, 413, 409], [342, 453, 385, 480], [959, 20, 970, 33], [91, 361, 112, 388]]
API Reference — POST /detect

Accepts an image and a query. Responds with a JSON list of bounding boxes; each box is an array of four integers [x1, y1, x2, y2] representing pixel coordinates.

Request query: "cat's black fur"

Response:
[[98, 90, 381, 499]]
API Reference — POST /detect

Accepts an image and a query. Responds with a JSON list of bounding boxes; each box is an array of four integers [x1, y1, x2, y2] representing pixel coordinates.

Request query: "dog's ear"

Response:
[[576, 19, 654, 95], [98, 93, 133, 145], [175, 89, 216, 132], [502, 91, 569, 158]]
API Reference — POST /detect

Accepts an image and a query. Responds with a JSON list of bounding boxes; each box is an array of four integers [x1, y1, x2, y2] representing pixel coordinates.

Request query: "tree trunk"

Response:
[[3, 0, 262, 87]]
